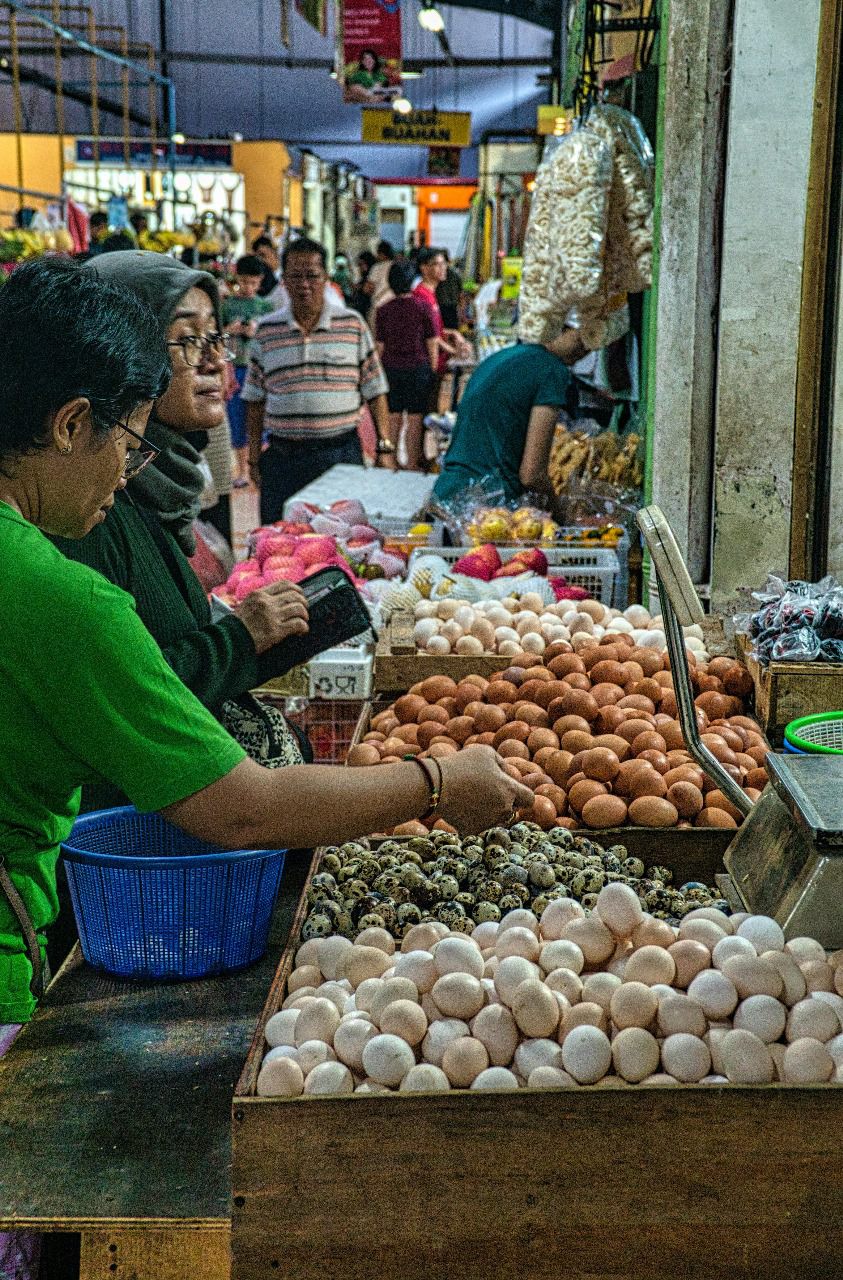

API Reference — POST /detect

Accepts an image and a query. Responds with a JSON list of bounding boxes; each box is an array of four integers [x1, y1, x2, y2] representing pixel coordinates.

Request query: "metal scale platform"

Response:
[[637, 505, 843, 947]]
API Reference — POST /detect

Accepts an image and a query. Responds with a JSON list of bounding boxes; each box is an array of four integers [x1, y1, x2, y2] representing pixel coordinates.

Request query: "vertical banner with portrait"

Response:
[[339, 0, 402, 104]]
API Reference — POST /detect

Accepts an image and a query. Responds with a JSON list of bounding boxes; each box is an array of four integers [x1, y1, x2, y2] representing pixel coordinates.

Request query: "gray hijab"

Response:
[[82, 251, 220, 555]]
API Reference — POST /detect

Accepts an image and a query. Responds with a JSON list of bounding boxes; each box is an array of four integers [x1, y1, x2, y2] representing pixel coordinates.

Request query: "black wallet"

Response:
[[271, 566, 376, 670]]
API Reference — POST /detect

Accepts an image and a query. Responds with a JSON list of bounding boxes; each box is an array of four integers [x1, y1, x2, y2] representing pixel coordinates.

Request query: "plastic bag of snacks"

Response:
[[519, 128, 613, 346], [586, 104, 655, 296], [739, 574, 843, 663]]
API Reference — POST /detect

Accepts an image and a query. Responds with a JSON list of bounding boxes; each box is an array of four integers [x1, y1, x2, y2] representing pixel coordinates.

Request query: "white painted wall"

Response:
[[711, 0, 822, 606]]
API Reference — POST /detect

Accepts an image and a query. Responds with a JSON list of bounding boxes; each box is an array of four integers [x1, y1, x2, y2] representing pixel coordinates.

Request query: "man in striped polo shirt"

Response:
[[243, 237, 394, 523]]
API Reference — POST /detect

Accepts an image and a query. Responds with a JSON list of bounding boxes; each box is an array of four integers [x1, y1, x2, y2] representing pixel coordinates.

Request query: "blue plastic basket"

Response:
[[61, 808, 286, 981]]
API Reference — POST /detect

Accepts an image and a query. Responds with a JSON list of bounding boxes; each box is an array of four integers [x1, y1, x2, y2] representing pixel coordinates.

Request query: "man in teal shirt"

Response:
[[433, 333, 585, 512]]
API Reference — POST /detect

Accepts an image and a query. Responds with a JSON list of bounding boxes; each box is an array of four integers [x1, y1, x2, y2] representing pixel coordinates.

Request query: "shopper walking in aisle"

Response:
[[222, 254, 274, 487], [252, 233, 283, 299], [0, 255, 530, 1041], [413, 246, 470, 412], [367, 239, 397, 312], [244, 237, 395, 523], [436, 249, 463, 330], [432, 333, 586, 512], [375, 260, 438, 470], [349, 249, 376, 320]]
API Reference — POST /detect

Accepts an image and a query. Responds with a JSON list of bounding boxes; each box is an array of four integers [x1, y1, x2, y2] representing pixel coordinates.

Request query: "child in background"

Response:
[[222, 254, 273, 487]]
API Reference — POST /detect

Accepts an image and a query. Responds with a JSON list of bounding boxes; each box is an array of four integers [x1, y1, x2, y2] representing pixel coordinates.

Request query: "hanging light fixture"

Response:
[[392, 95, 413, 114], [418, 1, 445, 33]]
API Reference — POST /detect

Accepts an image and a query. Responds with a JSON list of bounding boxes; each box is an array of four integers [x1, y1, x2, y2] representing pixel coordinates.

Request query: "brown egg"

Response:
[[701, 734, 739, 767], [464, 674, 489, 691], [666, 750, 693, 769], [637, 749, 669, 774], [532, 746, 559, 772], [631, 730, 668, 757], [443, 716, 473, 744], [620, 661, 645, 688], [746, 746, 769, 767], [371, 712, 399, 735], [705, 790, 744, 822], [393, 724, 419, 744], [619, 694, 657, 716], [628, 796, 679, 828], [563, 672, 593, 693], [473, 704, 507, 734], [417, 721, 449, 749], [514, 704, 550, 729], [494, 722, 530, 747], [633, 678, 664, 705], [553, 714, 592, 738], [393, 819, 430, 836], [486, 681, 519, 705], [696, 691, 730, 720], [696, 674, 725, 695], [584, 645, 621, 670], [531, 680, 568, 709], [394, 693, 427, 724], [548, 654, 587, 678], [528, 794, 557, 829], [420, 675, 457, 702], [555, 691, 601, 721], [568, 778, 609, 814], [581, 747, 621, 783], [543, 641, 573, 662], [452, 682, 481, 712], [624, 763, 667, 800], [706, 657, 734, 680], [429, 741, 459, 759], [417, 704, 450, 727], [528, 728, 560, 755], [629, 648, 664, 677], [589, 660, 625, 686], [436, 697, 457, 716], [347, 743, 382, 766], [591, 683, 626, 708], [663, 764, 705, 790], [615, 717, 654, 745], [581, 794, 628, 829], [658, 691, 679, 718], [724, 665, 753, 698], [591, 733, 632, 761], [697, 807, 738, 829], [497, 739, 530, 760], [595, 706, 628, 734], [560, 730, 595, 755], [544, 751, 573, 788], [667, 781, 704, 818], [735, 751, 757, 771], [536, 783, 567, 815], [521, 770, 548, 791], [714, 725, 745, 752], [652, 670, 674, 688], [746, 767, 769, 790], [498, 666, 527, 687], [379, 736, 408, 757]]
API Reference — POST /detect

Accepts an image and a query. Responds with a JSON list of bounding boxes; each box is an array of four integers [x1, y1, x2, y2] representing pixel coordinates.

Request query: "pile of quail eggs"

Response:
[[299, 823, 731, 946]]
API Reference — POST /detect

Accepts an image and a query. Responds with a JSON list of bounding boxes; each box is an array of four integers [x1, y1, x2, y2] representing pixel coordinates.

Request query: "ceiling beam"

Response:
[[0, 58, 151, 125], [160, 50, 551, 69]]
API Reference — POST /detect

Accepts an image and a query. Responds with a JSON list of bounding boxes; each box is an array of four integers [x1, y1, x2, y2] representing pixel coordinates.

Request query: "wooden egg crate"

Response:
[[736, 632, 843, 745], [230, 842, 843, 1280]]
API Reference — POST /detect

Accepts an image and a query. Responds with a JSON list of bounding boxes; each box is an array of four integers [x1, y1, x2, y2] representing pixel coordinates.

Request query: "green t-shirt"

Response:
[[0, 503, 246, 1023], [222, 295, 274, 366], [432, 343, 571, 504]]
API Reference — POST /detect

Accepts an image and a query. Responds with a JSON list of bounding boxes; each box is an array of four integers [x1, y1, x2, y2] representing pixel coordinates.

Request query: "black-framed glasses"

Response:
[[114, 420, 160, 480], [166, 332, 234, 368]]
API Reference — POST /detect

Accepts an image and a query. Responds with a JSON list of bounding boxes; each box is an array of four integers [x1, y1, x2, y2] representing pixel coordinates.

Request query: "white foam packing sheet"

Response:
[[282, 465, 436, 522]]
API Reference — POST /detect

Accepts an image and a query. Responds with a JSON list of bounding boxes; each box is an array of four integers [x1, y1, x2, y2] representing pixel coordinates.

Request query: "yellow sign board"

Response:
[[361, 109, 472, 148], [537, 105, 573, 136]]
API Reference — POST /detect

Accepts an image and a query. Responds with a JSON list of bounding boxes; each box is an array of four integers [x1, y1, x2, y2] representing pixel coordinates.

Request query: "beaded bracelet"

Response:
[[405, 754, 442, 820]]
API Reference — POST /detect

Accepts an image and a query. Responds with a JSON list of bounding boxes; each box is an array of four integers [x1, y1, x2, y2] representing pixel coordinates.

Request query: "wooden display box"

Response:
[[230, 843, 843, 1280], [736, 632, 843, 744]]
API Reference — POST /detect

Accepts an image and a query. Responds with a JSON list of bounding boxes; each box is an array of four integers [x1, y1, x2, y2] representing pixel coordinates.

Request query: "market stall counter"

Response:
[[0, 852, 314, 1280]]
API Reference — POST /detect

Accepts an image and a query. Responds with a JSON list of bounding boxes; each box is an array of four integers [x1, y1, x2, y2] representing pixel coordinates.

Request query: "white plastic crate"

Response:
[[409, 543, 620, 606]]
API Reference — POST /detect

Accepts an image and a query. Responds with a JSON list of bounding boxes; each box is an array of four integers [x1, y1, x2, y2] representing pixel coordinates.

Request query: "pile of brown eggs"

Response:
[[349, 645, 766, 832]]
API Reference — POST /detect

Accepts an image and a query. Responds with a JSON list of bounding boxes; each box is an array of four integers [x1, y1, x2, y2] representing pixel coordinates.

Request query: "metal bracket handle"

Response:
[[637, 506, 753, 818]]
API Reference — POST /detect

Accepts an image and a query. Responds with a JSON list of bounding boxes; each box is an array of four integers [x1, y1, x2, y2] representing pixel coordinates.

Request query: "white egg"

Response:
[[539, 612, 559, 628], [426, 635, 452, 656], [520, 633, 547, 655], [607, 617, 634, 635], [637, 630, 666, 650], [624, 605, 652, 627], [470, 619, 496, 649], [414, 600, 439, 619], [470, 1067, 519, 1090], [513, 611, 536, 626], [454, 605, 476, 631], [683, 624, 704, 641], [546, 626, 569, 643], [440, 619, 464, 645], [486, 607, 511, 628], [437, 599, 461, 620], [413, 619, 440, 647], [456, 635, 484, 656], [494, 626, 520, 645], [516, 617, 543, 637], [502, 597, 520, 613], [520, 592, 545, 614], [569, 613, 595, 636], [497, 640, 523, 657]]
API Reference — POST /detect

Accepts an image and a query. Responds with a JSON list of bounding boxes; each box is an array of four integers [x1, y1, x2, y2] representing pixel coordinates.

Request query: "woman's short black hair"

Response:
[[388, 261, 415, 295], [282, 237, 328, 271], [0, 257, 171, 465]]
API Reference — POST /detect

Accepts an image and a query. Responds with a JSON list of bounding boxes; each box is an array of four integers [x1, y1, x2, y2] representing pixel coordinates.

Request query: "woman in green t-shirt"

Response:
[[0, 258, 530, 1037]]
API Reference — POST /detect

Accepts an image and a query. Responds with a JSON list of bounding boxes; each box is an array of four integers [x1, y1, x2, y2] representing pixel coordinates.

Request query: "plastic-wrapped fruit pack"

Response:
[[742, 575, 843, 663]]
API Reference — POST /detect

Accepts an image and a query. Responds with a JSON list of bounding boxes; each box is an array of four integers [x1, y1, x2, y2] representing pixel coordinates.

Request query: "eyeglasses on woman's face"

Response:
[[113, 420, 160, 479], [166, 332, 234, 368]]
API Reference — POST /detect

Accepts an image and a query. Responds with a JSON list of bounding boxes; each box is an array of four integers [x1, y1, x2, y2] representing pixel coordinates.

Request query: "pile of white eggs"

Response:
[[257, 884, 843, 1097], [411, 596, 709, 661]]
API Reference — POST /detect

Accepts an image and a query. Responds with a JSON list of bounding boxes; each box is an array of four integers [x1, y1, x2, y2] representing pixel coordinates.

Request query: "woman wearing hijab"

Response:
[[51, 251, 311, 775]]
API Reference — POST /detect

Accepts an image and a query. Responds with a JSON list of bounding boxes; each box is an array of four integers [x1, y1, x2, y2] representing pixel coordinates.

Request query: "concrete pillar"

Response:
[[650, 0, 732, 583], [710, 0, 822, 609], [826, 246, 843, 577]]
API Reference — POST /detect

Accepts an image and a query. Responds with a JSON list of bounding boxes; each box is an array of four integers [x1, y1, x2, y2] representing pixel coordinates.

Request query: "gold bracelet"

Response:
[[405, 755, 441, 820]]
